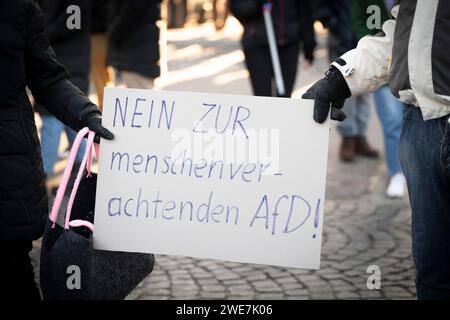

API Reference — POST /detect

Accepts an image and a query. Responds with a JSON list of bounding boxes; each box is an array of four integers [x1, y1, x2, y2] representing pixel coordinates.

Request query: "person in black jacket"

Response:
[[107, 0, 162, 89], [35, 0, 91, 179], [0, 0, 113, 299], [230, 0, 316, 97]]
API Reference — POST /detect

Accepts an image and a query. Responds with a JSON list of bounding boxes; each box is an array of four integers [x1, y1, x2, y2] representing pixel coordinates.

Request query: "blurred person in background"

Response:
[[311, 0, 353, 61], [352, 0, 405, 198], [213, 0, 230, 31], [90, 0, 111, 112], [230, 0, 316, 98], [167, 0, 188, 29], [312, 0, 379, 163], [1, 0, 113, 300], [107, 0, 162, 90], [35, 0, 91, 183]]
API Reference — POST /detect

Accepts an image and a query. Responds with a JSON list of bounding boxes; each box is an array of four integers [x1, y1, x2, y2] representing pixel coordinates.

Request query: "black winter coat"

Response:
[[230, 0, 316, 62], [107, 0, 161, 79], [35, 0, 92, 115], [0, 0, 99, 243]]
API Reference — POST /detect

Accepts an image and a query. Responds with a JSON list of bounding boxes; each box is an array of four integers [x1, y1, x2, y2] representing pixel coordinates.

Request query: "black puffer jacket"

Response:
[[35, 0, 92, 115], [0, 0, 98, 243], [230, 0, 316, 62], [107, 0, 161, 78]]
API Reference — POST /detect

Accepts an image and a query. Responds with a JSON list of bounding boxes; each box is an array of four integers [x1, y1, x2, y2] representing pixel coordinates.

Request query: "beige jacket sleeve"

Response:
[[331, 5, 399, 96]]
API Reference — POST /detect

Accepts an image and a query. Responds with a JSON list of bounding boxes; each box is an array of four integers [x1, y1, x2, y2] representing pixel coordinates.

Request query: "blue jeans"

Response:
[[373, 85, 403, 176], [337, 93, 371, 137], [398, 105, 450, 299], [40, 116, 85, 174]]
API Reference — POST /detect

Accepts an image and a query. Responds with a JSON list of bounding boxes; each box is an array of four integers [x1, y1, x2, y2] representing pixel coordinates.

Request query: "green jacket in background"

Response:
[[351, 0, 391, 40]]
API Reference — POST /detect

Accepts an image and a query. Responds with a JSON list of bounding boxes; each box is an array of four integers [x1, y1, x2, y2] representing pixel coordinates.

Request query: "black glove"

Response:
[[82, 112, 114, 143], [302, 63, 351, 123]]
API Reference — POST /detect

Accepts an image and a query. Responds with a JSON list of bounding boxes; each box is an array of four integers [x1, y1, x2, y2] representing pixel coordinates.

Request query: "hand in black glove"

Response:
[[82, 112, 114, 143], [302, 63, 351, 123]]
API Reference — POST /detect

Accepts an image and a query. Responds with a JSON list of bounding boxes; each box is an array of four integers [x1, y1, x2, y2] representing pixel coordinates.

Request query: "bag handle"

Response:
[[64, 131, 96, 230], [49, 128, 100, 232], [68, 219, 94, 230], [49, 127, 90, 227], [87, 143, 100, 174]]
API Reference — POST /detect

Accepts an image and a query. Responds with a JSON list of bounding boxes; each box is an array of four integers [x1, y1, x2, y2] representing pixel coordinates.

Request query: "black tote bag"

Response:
[[40, 128, 154, 300]]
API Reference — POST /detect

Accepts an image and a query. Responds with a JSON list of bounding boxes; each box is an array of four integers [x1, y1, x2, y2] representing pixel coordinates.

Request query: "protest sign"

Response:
[[93, 87, 330, 269]]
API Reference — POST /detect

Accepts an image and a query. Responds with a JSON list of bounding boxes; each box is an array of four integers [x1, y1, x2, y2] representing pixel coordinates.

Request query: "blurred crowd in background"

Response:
[[33, 0, 405, 198]]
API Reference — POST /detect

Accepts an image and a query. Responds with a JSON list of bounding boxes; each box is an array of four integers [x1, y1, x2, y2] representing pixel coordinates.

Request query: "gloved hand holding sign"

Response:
[[81, 111, 115, 143], [302, 59, 351, 123]]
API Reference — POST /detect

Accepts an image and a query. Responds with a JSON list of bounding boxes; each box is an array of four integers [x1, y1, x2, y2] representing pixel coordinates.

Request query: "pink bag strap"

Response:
[[86, 142, 100, 176], [64, 131, 96, 230], [68, 219, 95, 231], [49, 127, 90, 226]]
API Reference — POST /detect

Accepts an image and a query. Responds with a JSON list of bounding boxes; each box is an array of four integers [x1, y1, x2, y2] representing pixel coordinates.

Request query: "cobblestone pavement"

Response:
[[31, 21, 416, 300]]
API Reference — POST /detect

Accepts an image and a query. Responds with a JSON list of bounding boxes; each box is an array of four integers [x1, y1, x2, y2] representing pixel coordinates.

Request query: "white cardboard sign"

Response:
[[93, 87, 330, 269]]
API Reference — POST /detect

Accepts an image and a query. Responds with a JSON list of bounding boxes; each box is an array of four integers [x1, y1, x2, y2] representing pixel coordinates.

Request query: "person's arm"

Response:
[[25, 1, 113, 141], [44, 0, 90, 44], [303, 2, 399, 123], [332, 4, 398, 95], [109, 0, 160, 46]]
